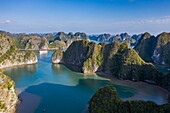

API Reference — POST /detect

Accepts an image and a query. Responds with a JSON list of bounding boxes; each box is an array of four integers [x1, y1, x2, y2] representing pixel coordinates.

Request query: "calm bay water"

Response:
[[3, 51, 168, 113]]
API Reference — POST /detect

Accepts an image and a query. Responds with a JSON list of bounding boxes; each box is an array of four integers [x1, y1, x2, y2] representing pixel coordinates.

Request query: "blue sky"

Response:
[[0, 0, 170, 35]]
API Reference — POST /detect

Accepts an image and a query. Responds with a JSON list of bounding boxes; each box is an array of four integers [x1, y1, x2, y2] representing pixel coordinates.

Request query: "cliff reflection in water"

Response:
[[51, 63, 109, 86], [3, 64, 38, 85], [52, 64, 65, 75]]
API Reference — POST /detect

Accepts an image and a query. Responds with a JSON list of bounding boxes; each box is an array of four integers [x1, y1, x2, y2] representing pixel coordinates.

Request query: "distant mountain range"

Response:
[[89, 33, 142, 47], [0, 30, 170, 66]]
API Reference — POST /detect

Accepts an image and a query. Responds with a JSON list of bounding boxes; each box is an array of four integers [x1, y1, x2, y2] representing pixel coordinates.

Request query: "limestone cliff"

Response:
[[52, 50, 64, 63], [135, 32, 170, 65], [19, 35, 48, 50], [89, 33, 136, 47], [52, 40, 163, 83], [0, 71, 18, 113], [0, 34, 38, 113], [0, 34, 38, 69], [53, 32, 89, 41], [48, 40, 67, 50], [0, 30, 90, 50]]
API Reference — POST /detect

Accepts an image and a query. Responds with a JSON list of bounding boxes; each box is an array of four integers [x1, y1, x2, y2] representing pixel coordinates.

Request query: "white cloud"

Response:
[[0, 20, 12, 24], [111, 16, 170, 25]]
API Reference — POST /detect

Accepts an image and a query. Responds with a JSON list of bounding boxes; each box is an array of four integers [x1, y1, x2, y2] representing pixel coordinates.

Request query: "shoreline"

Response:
[[58, 62, 170, 94], [97, 72, 169, 104], [1, 62, 37, 70], [97, 71, 169, 93], [55, 63, 169, 104]]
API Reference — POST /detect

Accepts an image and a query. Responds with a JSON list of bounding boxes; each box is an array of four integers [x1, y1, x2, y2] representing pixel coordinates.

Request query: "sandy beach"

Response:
[[96, 72, 169, 104]]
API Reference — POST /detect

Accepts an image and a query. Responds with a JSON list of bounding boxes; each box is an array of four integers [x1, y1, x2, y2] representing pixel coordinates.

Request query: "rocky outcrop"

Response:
[[52, 40, 164, 83], [0, 71, 18, 113], [48, 40, 67, 50], [52, 50, 64, 63], [135, 32, 170, 65], [73, 32, 89, 40], [89, 33, 136, 47], [88, 85, 170, 113], [54, 32, 70, 41], [0, 34, 38, 112], [54, 32, 90, 41], [18, 36, 48, 50], [46, 32, 90, 50], [0, 34, 37, 69], [97, 34, 112, 42], [120, 33, 131, 40]]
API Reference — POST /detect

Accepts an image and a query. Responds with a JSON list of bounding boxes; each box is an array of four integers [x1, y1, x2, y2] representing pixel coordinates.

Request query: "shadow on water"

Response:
[[61, 64, 83, 73], [18, 79, 136, 113], [51, 64, 67, 75], [3, 64, 38, 82]]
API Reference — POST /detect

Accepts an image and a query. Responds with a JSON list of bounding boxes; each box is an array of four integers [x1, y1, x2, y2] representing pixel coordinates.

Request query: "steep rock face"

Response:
[[88, 85, 170, 113], [152, 33, 170, 65], [54, 32, 90, 41], [89, 33, 136, 47], [131, 34, 142, 47], [52, 40, 103, 73], [49, 32, 89, 49], [52, 50, 64, 63], [74, 32, 89, 40], [97, 34, 112, 42], [52, 40, 162, 83], [68, 32, 74, 39], [0, 34, 37, 69], [63, 40, 102, 73], [54, 32, 69, 41], [0, 34, 13, 55], [19, 36, 48, 50], [134, 32, 157, 62], [0, 72, 18, 113], [135, 32, 170, 65], [120, 33, 131, 40], [48, 40, 67, 50], [131, 34, 142, 41], [98, 42, 121, 74]]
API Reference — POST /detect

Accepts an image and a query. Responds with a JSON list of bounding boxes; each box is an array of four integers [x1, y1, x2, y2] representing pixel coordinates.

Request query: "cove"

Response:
[[3, 51, 168, 113]]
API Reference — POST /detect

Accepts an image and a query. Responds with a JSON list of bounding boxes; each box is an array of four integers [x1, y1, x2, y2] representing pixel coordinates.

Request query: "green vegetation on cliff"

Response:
[[48, 40, 67, 49], [135, 32, 170, 65], [0, 34, 37, 68], [134, 32, 156, 62], [0, 72, 17, 113], [111, 43, 162, 81], [52, 40, 170, 90], [0, 30, 90, 50], [82, 41, 103, 72], [89, 85, 170, 113]]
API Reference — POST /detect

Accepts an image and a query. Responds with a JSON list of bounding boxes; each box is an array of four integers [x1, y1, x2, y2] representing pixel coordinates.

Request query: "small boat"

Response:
[[42, 109, 46, 112], [39, 49, 48, 54]]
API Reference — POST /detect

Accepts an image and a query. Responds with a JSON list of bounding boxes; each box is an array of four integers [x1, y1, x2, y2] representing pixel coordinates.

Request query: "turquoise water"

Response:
[[3, 51, 168, 113], [155, 65, 170, 75]]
